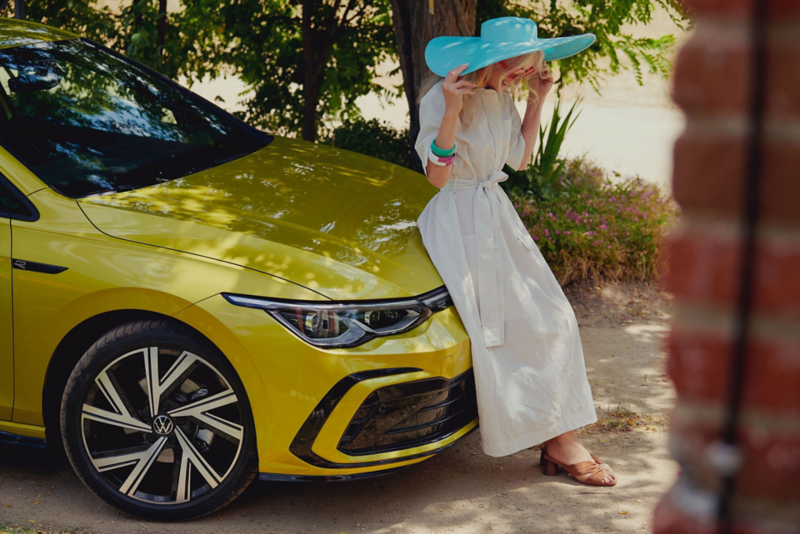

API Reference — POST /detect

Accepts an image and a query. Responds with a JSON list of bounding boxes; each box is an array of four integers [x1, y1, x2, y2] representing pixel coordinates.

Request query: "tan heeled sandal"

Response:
[[540, 445, 610, 471], [539, 448, 618, 487]]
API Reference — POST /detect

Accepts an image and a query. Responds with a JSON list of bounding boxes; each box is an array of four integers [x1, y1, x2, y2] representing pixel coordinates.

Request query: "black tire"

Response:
[[60, 319, 258, 521]]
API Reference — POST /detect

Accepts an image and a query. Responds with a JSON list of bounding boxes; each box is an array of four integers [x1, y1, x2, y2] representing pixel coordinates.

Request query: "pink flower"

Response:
[[600, 224, 607, 230]]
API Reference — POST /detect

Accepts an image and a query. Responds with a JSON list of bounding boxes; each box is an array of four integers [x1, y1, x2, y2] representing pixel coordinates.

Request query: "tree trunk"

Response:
[[133, 0, 143, 29], [300, 0, 340, 142], [157, 0, 168, 51], [301, 0, 319, 142], [14, 0, 25, 19], [391, 0, 476, 170], [302, 65, 321, 142]]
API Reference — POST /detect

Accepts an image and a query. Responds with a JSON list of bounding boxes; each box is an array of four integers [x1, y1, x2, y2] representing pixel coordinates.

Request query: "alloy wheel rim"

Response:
[[80, 346, 244, 505]]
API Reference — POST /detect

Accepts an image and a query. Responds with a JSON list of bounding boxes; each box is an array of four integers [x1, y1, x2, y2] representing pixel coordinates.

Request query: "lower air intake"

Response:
[[338, 368, 478, 455]]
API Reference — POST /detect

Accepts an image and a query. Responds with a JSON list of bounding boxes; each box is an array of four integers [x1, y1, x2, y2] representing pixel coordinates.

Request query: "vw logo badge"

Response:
[[152, 414, 174, 435]]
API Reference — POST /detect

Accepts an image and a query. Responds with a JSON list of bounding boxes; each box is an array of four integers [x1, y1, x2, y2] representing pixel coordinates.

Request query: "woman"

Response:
[[414, 17, 616, 487]]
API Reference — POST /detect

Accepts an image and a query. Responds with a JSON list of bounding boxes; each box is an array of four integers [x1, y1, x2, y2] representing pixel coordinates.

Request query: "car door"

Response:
[[0, 173, 38, 421], [0, 175, 21, 420]]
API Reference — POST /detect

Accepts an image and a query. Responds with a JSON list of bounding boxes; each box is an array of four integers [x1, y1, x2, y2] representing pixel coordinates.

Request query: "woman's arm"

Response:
[[424, 64, 475, 189], [517, 64, 554, 171], [425, 109, 459, 189]]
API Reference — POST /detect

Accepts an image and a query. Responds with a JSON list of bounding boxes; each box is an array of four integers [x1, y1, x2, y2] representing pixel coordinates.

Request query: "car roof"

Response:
[[0, 18, 77, 50]]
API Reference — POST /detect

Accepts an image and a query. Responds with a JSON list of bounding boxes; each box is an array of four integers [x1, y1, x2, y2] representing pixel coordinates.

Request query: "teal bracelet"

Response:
[[431, 139, 456, 157]]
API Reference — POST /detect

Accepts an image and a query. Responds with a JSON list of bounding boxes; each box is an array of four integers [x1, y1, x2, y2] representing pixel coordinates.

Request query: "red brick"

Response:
[[664, 231, 800, 314], [669, 412, 800, 504], [654, 496, 716, 534], [667, 330, 800, 415], [672, 129, 747, 216], [681, 0, 800, 20], [760, 139, 800, 223], [766, 33, 800, 119], [672, 127, 800, 225], [663, 232, 742, 308], [672, 37, 751, 115], [672, 20, 800, 119], [654, 491, 793, 534], [680, 0, 753, 19], [658, 0, 800, 530]]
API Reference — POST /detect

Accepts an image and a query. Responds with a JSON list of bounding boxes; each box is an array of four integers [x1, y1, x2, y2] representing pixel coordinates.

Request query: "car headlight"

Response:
[[222, 285, 454, 349]]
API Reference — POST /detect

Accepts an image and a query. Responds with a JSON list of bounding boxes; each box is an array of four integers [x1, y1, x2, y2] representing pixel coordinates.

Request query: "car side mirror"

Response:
[[8, 63, 63, 93]]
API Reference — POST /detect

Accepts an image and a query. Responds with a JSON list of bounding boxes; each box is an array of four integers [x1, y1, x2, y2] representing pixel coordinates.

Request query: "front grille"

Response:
[[338, 368, 478, 455]]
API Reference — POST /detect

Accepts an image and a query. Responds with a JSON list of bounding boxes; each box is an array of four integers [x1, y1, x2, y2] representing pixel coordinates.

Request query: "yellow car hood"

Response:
[[79, 136, 445, 301]]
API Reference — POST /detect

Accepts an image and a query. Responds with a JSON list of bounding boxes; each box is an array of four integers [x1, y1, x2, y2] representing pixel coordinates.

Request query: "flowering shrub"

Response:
[[509, 157, 679, 286]]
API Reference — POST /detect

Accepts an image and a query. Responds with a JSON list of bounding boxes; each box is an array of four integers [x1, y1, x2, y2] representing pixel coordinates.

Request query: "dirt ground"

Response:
[[0, 280, 676, 533]]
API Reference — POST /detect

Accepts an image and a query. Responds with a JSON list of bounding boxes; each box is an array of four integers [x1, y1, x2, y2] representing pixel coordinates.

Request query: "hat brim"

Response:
[[425, 34, 596, 77]]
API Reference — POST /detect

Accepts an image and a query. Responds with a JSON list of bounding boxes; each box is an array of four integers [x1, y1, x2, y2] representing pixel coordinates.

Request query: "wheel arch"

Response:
[[41, 309, 258, 450]]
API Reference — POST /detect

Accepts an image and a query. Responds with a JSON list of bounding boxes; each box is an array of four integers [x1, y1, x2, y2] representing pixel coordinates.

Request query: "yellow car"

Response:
[[0, 19, 476, 520]]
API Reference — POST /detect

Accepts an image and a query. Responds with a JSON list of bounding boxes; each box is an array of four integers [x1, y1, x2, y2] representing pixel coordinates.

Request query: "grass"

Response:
[[0, 522, 84, 534], [577, 407, 669, 435]]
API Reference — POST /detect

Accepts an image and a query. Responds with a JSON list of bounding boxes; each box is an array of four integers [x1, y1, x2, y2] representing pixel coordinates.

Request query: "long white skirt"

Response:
[[416, 174, 597, 457]]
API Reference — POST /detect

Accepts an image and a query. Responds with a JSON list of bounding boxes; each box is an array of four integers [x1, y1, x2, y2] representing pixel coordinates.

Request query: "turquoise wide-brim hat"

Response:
[[425, 16, 596, 77]]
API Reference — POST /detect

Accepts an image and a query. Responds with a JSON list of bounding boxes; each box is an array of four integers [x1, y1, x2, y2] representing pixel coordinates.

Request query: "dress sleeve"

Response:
[[505, 95, 527, 170], [414, 82, 447, 179]]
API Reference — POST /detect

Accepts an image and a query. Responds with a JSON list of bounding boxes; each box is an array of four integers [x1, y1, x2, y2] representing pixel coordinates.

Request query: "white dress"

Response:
[[415, 80, 598, 457]]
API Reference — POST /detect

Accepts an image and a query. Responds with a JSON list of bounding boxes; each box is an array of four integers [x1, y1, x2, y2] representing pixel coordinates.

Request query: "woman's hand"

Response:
[[441, 63, 475, 116], [528, 63, 554, 101]]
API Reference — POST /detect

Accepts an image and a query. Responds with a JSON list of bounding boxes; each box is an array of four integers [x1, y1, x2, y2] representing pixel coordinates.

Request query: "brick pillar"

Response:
[[654, 0, 800, 532]]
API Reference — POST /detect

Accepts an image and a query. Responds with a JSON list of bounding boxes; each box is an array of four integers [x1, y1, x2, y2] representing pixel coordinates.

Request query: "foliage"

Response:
[[119, 0, 233, 81], [5, 0, 690, 141], [502, 96, 581, 200], [0, 0, 119, 46], [476, 0, 690, 93], [322, 117, 413, 169], [217, 0, 396, 141], [4, 0, 396, 142], [0, 0, 229, 82], [511, 157, 679, 286]]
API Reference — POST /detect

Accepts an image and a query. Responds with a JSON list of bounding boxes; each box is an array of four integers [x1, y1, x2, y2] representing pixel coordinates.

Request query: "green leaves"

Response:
[[511, 157, 679, 286], [220, 0, 394, 140], [10, 0, 690, 143], [322, 117, 413, 170], [534, 96, 581, 196]]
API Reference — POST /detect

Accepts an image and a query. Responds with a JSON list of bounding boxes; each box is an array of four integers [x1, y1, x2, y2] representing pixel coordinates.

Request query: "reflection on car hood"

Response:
[[78, 135, 445, 300]]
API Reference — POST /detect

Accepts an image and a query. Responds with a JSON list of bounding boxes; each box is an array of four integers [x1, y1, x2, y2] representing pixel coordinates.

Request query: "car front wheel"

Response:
[[61, 319, 257, 521]]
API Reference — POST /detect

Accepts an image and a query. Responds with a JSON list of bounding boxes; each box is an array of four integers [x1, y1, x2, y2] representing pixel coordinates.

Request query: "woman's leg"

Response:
[[543, 431, 616, 484]]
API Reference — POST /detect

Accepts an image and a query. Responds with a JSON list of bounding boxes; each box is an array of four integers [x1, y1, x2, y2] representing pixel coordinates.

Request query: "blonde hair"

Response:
[[417, 50, 546, 130]]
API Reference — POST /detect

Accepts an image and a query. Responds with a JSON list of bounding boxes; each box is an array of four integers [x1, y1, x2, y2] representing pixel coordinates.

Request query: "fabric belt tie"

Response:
[[442, 171, 510, 348]]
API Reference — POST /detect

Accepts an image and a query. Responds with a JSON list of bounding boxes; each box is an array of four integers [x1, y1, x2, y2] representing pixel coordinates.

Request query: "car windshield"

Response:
[[0, 38, 271, 198]]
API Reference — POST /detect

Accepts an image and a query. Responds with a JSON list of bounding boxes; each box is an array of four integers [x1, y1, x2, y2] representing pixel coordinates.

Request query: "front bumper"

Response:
[[175, 288, 476, 479]]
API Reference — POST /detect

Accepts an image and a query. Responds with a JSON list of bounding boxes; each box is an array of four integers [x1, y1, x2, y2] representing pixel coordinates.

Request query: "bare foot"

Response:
[[542, 431, 616, 485]]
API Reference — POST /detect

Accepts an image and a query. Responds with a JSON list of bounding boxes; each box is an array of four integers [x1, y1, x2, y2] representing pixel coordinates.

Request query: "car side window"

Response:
[[0, 174, 34, 220]]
